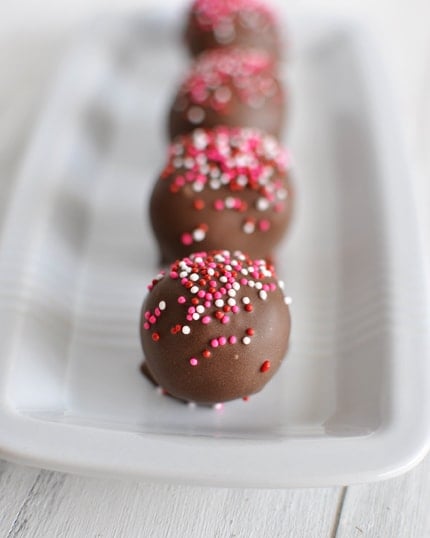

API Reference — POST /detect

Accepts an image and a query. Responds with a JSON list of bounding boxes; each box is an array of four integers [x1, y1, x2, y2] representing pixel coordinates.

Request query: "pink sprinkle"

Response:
[[219, 336, 227, 345], [240, 278, 248, 285], [259, 219, 271, 232], [214, 199, 224, 211], [232, 305, 239, 313], [221, 316, 230, 324], [202, 316, 211, 324], [181, 233, 193, 246], [170, 271, 179, 279], [198, 290, 206, 298], [204, 301, 211, 307], [214, 403, 224, 411], [186, 315, 193, 321], [229, 336, 237, 344], [214, 292, 222, 300], [144, 311, 151, 320], [210, 339, 219, 348], [149, 316, 156, 324], [178, 296, 186, 304], [210, 280, 217, 288], [189, 358, 198, 367], [143, 322, 150, 330], [155, 308, 161, 316]]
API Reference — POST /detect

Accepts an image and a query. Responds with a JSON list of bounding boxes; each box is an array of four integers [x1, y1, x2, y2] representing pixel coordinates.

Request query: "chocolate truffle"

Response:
[[168, 48, 285, 140], [140, 250, 291, 404], [150, 127, 293, 264], [184, 0, 281, 58]]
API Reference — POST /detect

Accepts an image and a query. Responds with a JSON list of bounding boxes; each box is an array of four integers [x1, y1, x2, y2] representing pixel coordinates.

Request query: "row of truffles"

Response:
[[140, 0, 292, 406]]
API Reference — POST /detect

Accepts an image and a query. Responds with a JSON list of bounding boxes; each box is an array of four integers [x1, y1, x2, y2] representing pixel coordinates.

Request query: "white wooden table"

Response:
[[1, 1, 429, 536]]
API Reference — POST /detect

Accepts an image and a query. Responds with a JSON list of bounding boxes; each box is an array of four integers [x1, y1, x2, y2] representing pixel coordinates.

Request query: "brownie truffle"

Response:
[[140, 250, 291, 404], [184, 0, 281, 58], [168, 48, 285, 140], [150, 127, 293, 264]]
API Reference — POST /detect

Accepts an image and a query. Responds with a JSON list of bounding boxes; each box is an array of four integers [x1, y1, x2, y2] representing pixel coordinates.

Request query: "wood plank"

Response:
[[5, 471, 342, 538], [336, 455, 430, 538], [0, 461, 39, 536]]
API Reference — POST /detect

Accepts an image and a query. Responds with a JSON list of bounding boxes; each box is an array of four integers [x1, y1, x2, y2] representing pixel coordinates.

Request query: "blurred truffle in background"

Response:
[[168, 47, 286, 140], [184, 0, 282, 59]]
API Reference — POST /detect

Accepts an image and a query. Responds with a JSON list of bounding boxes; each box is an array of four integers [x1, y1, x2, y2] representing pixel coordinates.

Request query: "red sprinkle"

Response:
[[152, 332, 160, 342], [246, 328, 255, 336], [260, 360, 271, 373], [202, 349, 212, 358]]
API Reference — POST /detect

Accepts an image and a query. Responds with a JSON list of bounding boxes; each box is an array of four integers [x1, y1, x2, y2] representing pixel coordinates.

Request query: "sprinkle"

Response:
[[242, 336, 251, 345], [285, 296, 293, 305], [189, 358, 198, 366], [202, 316, 211, 324], [158, 301, 166, 311], [152, 332, 160, 342], [260, 360, 271, 373], [258, 219, 271, 232], [259, 290, 268, 300], [214, 403, 224, 411], [187, 106, 205, 124], [181, 233, 193, 246], [246, 328, 255, 336], [193, 228, 206, 242], [210, 338, 219, 348], [202, 349, 211, 358], [242, 296, 250, 304], [219, 336, 227, 346], [178, 296, 186, 304], [182, 326, 191, 335], [229, 335, 237, 344]]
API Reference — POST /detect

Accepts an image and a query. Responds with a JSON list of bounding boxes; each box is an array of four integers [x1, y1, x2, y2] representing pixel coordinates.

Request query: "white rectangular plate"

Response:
[[0, 8, 429, 487]]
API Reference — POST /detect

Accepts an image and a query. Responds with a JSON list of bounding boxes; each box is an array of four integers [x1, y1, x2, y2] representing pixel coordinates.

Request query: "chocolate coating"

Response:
[[184, 0, 281, 58], [150, 127, 293, 264], [168, 48, 285, 140], [140, 251, 291, 404]]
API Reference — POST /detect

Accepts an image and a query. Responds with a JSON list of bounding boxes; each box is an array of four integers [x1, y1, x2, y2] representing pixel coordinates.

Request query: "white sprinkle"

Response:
[[190, 273, 199, 281], [194, 256, 203, 264], [215, 299, 224, 308], [192, 182, 204, 192], [182, 326, 191, 335], [196, 305, 205, 314], [233, 282, 240, 291], [284, 296, 293, 305], [242, 336, 251, 345], [179, 271, 188, 278], [248, 280, 255, 288], [259, 290, 268, 300], [279, 280, 285, 290], [227, 298, 236, 306], [188, 402, 196, 408], [214, 86, 232, 103], [255, 282, 263, 290], [256, 198, 270, 211], [192, 313, 200, 320], [220, 276, 228, 283], [277, 189, 288, 200], [225, 197, 235, 209], [187, 106, 205, 124], [158, 301, 166, 311], [228, 289, 236, 297], [242, 297, 250, 305], [207, 268, 215, 276], [243, 221, 255, 234], [190, 286, 199, 294], [193, 228, 206, 242], [210, 178, 221, 190]]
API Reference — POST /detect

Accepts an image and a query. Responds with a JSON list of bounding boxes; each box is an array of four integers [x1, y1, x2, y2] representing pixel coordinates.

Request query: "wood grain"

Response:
[[336, 456, 430, 538], [0, 462, 39, 537], [0, 462, 342, 538]]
